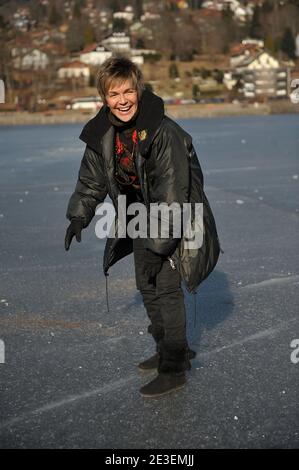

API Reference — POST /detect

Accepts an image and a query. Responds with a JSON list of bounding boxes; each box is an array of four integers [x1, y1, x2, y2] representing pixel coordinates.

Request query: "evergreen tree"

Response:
[[110, 0, 122, 13], [89, 74, 95, 87], [222, 4, 236, 46], [264, 34, 276, 54], [134, 0, 143, 19], [73, 1, 82, 19], [66, 19, 85, 52], [192, 84, 200, 101], [30, 3, 47, 25], [189, 0, 203, 8], [200, 68, 210, 79], [222, 4, 233, 22], [169, 63, 179, 79], [0, 14, 7, 30], [261, 0, 273, 14], [83, 21, 95, 46], [249, 5, 263, 39], [49, 3, 62, 26], [281, 27, 296, 59], [212, 69, 224, 84]]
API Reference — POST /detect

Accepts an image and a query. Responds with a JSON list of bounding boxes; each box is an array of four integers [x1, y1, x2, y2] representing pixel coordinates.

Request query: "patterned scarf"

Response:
[[114, 128, 141, 190]]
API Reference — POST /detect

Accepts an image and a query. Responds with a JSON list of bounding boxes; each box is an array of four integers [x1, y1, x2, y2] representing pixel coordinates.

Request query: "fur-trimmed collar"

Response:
[[79, 89, 165, 157]]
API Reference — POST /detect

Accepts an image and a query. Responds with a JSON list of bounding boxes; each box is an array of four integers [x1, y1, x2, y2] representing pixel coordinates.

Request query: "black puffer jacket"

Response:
[[66, 90, 221, 292]]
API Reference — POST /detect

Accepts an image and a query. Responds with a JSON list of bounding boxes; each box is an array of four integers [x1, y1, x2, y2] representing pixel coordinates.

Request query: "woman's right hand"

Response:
[[64, 219, 84, 251]]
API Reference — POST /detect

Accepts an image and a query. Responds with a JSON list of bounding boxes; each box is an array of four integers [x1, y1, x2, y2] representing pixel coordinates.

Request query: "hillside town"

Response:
[[1, 1, 299, 451], [1, 0, 299, 115]]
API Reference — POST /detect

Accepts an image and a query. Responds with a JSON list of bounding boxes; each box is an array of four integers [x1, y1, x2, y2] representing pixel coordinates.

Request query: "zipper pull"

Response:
[[168, 257, 176, 270]]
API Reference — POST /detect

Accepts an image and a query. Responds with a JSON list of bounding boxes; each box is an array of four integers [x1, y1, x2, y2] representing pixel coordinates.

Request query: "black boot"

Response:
[[138, 352, 159, 371], [138, 325, 164, 371], [139, 341, 188, 398], [138, 347, 196, 371]]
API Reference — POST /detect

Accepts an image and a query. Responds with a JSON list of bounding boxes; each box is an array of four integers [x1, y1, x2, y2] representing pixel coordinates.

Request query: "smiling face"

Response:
[[105, 79, 138, 122]]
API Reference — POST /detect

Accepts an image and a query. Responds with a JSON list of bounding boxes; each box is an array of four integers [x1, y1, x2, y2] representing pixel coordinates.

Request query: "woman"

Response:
[[65, 56, 220, 398]]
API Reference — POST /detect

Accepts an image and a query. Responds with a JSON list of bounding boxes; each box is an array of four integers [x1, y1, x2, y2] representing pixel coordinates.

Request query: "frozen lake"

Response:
[[0, 114, 298, 448]]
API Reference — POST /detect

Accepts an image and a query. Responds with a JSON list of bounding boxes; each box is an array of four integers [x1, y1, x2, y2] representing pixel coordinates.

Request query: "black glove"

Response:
[[142, 250, 164, 281], [64, 219, 84, 251]]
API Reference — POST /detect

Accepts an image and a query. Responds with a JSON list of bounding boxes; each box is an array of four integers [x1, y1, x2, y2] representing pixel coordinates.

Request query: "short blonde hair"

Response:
[[96, 55, 145, 103]]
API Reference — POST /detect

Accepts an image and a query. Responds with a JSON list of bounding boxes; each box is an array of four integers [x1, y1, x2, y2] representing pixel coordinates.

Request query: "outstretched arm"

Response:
[[65, 145, 108, 250]]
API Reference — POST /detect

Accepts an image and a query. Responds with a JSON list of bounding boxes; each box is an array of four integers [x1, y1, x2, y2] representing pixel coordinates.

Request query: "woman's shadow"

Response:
[[184, 269, 234, 367]]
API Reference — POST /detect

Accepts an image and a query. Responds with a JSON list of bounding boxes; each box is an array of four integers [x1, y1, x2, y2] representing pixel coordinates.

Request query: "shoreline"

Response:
[[0, 101, 298, 126]]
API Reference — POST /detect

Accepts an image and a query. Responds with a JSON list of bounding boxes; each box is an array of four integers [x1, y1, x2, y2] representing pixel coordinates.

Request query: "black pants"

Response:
[[133, 237, 187, 347]]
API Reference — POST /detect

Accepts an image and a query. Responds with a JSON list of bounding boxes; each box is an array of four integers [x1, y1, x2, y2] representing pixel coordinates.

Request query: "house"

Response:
[[102, 32, 131, 53], [140, 12, 161, 22], [201, 1, 217, 9], [129, 54, 144, 66], [13, 7, 31, 32], [242, 68, 288, 99], [232, 51, 288, 99], [12, 48, 49, 70], [222, 0, 252, 22], [80, 44, 112, 66], [230, 39, 264, 68], [234, 50, 281, 74], [113, 6, 134, 22], [223, 71, 237, 90], [200, 0, 254, 22], [101, 33, 144, 65], [67, 96, 103, 111], [130, 48, 158, 57], [57, 61, 90, 84]]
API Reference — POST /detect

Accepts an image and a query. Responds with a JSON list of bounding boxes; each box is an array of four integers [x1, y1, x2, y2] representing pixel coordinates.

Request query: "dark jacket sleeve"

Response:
[[66, 145, 108, 228], [144, 120, 191, 256]]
